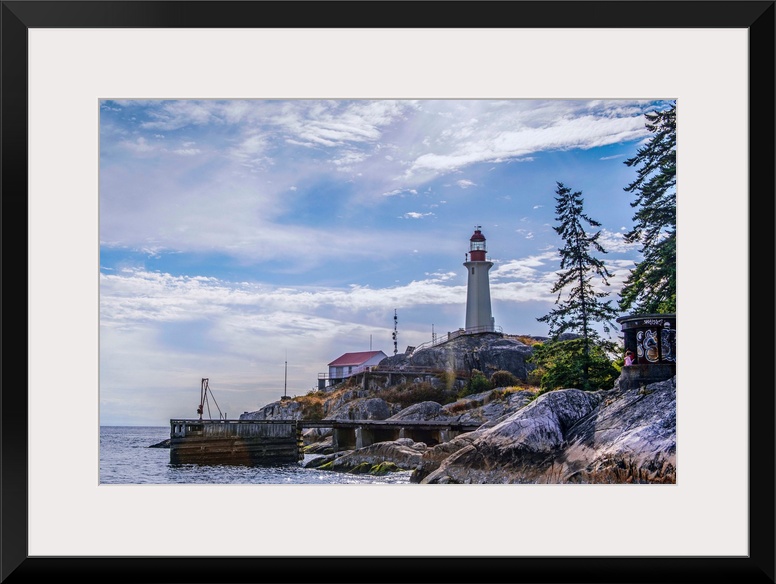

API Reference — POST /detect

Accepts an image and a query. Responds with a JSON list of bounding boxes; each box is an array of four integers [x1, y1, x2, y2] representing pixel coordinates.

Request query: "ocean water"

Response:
[[99, 426, 412, 485]]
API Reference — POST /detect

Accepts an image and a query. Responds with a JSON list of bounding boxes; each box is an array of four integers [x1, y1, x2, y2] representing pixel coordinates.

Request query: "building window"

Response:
[[472, 267, 475, 275]]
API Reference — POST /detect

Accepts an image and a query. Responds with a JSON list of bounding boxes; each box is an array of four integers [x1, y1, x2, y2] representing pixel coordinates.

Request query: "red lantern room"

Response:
[[469, 226, 487, 261]]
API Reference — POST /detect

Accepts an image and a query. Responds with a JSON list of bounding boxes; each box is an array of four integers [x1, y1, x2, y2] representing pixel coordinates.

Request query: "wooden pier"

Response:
[[169, 419, 303, 466], [169, 418, 482, 466]]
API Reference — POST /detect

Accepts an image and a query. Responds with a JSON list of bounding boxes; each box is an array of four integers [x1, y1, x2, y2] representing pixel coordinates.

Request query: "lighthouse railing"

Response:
[[409, 325, 503, 355]]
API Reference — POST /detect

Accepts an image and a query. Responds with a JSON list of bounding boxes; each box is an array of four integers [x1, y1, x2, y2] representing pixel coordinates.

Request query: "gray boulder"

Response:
[[324, 397, 398, 421], [388, 401, 444, 421], [311, 439, 427, 473], [148, 438, 171, 448], [438, 388, 536, 425], [405, 333, 535, 380], [417, 377, 676, 484], [303, 435, 334, 455], [322, 388, 372, 417], [239, 399, 304, 421]]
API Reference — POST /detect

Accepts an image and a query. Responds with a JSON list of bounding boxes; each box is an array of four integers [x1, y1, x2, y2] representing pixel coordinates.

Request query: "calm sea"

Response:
[[99, 426, 412, 485]]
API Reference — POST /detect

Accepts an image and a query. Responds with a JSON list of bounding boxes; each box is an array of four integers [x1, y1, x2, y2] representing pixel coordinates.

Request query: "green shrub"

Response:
[[528, 338, 619, 392], [489, 370, 519, 388], [382, 381, 457, 408], [458, 369, 492, 398], [526, 366, 544, 387]]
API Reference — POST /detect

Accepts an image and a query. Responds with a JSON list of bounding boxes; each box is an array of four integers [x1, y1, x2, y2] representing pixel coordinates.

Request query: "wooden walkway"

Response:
[[172, 418, 481, 431], [299, 419, 481, 432], [169, 418, 484, 466]]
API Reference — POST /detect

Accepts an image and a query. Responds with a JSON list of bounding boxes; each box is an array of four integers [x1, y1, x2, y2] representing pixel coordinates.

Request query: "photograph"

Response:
[[99, 98, 679, 486], [4, 0, 773, 582]]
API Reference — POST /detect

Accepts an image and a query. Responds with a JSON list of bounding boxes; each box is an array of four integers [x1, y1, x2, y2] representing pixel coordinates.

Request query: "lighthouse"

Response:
[[464, 226, 495, 333]]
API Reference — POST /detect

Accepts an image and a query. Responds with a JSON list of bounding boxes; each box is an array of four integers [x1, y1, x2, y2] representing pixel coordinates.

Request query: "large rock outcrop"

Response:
[[378, 332, 536, 380], [239, 399, 304, 421], [414, 377, 676, 484], [438, 389, 536, 426], [237, 340, 677, 484], [382, 389, 536, 426], [306, 438, 427, 473], [324, 396, 399, 421]]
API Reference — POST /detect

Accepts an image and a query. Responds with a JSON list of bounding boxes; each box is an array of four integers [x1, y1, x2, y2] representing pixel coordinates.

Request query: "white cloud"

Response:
[[599, 229, 640, 254], [231, 134, 269, 164], [98, 98, 661, 425], [140, 101, 218, 130], [120, 137, 155, 153], [382, 188, 417, 197]]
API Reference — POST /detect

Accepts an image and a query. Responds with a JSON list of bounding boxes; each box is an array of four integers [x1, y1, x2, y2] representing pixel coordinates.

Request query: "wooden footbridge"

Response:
[[300, 419, 481, 452], [168, 418, 482, 466]]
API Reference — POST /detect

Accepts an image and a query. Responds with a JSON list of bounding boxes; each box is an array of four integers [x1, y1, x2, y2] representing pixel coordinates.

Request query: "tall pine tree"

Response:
[[536, 182, 619, 391], [619, 101, 677, 314]]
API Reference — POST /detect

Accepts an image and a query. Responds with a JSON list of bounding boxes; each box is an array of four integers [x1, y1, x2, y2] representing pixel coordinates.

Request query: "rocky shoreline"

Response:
[[161, 333, 676, 484], [294, 375, 675, 484]]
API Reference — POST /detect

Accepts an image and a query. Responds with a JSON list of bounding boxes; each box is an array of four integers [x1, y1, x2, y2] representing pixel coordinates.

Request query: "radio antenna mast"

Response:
[[392, 309, 398, 355]]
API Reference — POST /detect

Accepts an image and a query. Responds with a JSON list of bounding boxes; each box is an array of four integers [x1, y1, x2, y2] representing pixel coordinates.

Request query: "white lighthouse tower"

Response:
[[464, 226, 495, 333]]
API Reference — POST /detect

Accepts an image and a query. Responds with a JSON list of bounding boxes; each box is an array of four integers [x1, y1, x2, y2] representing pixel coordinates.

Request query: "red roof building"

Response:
[[326, 350, 387, 384]]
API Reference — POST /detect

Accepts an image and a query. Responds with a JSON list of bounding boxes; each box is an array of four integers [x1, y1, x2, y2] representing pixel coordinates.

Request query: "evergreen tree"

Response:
[[619, 101, 677, 314], [537, 182, 619, 390], [530, 338, 620, 393]]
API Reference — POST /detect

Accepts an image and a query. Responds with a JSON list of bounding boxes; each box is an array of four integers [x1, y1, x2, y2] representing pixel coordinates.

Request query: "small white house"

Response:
[[327, 350, 387, 382]]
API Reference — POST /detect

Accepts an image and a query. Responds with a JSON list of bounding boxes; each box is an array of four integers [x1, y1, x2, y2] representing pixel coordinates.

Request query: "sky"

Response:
[[99, 98, 674, 426]]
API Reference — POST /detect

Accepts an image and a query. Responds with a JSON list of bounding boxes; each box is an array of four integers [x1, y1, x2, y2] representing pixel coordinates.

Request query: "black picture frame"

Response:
[[2, 2, 773, 583]]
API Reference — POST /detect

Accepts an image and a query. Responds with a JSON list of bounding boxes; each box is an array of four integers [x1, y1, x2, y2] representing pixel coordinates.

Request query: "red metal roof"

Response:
[[327, 351, 386, 367]]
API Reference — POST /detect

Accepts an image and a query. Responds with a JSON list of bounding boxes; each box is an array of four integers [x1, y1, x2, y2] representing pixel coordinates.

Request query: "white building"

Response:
[[463, 226, 495, 333], [325, 350, 387, 385]]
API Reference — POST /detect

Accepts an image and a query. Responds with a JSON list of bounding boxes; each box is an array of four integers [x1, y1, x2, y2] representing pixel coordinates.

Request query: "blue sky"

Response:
[[99, 98, 674, 426]]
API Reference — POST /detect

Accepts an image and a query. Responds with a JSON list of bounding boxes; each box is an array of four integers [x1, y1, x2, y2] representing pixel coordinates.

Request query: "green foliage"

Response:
[[528, 338, 620, 392], [382, 381, 457, 408], [537, 182, 620, 389], [524, 343, 545, 387], [459, 369, 492, 398], [489, 370, 520, 388], [620, 102, 677, 314], [539, 182, 620, 340], [526, 366, 545, 388]]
